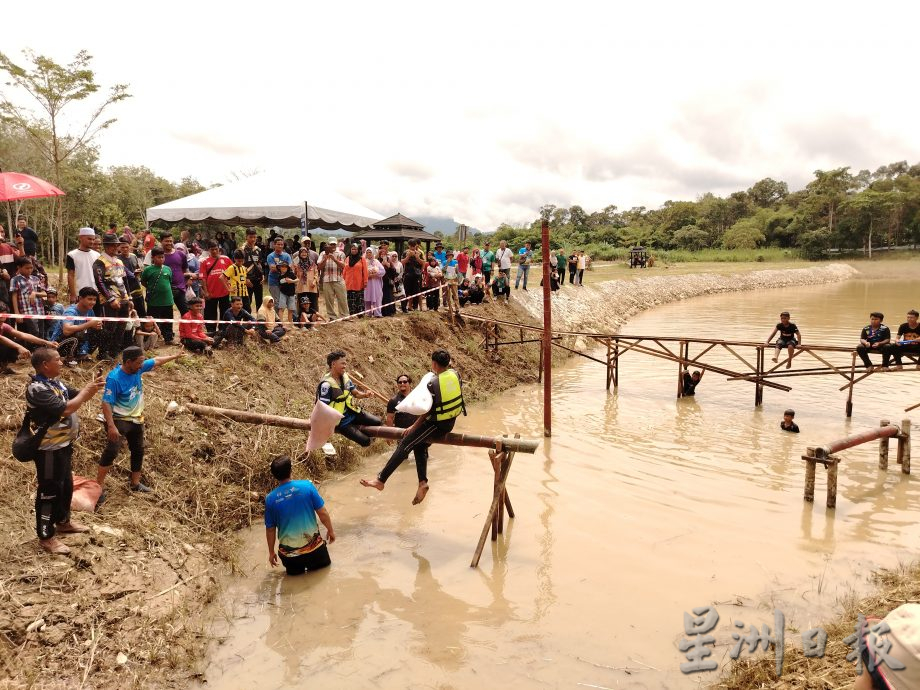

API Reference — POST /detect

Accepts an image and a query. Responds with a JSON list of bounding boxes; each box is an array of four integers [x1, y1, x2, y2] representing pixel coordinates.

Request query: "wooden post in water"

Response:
[[898, 418, 911, 474], [605, 339, 613, 391], [541, 218, 552, 438], [846, 353, 856, 417], [677, 340, 687, 399], [826, 458, 839, 509], [754, 346, 765, 407], [804, 446, 816, 502], [879, 419, 891, 470]]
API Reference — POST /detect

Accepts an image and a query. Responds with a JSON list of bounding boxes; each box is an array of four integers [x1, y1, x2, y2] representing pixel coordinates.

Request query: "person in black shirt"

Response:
[[856, 312, 892, 369], [682, 368, 704, 396], [883, 309, 920, 370], [780, 409, 800, 433], [766, 311, 802, 369], [16, 216, 39, 257]]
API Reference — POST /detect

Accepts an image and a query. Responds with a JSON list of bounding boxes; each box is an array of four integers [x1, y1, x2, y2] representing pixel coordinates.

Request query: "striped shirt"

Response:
[[320, 251, 346, 283]]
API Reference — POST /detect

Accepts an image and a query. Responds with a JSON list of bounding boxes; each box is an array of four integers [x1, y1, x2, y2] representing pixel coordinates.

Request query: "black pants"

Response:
[[279, 544, 331, 575], [147, 304, 175, 343], [558, 268, 565, 285], [883, 342, 920, 366], [378, 418, 455, 484], [404, 275, 421, 311], [99, 419, 145, 472], [171, 287, 188, 322], [131, 293, 147, 319], [251, 282, 263, 312], [35, 445, 73, 540], [577, 269, 585, 285], [256, 322, 286, 343], [347, 290, 364, 316], [181, 337, 208, 353], [336, 411, 382, 447], [204, 295, 230, 336], [214, 323, 249, 347], [100, 300, 131, 358], [426, 287, 440, 311], [856, 345, 890, 368]]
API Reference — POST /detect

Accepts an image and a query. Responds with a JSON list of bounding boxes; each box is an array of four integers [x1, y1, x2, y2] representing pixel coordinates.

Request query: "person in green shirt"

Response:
[[141, 248, 176, 343], [556, 249, 567, 285], [480, 241, 495, 301]]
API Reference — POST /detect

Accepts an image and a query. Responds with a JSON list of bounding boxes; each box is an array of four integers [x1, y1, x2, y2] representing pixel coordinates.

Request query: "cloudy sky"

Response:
[[3, 0, 919, 229]]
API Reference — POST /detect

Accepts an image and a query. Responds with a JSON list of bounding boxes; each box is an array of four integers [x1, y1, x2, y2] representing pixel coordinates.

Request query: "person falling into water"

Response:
[[361, 349, 466, 505], [682, 368, 704, 396], [766, 311, 802, 369]]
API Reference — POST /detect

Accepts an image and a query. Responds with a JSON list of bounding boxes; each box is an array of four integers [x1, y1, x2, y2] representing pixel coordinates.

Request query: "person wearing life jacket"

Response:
[[316, 350, 381, 446], [361, 349, 465, 505]]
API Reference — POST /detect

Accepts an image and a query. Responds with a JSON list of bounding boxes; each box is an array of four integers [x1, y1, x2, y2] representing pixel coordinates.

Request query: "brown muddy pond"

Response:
[[202, 278, 919, 689]]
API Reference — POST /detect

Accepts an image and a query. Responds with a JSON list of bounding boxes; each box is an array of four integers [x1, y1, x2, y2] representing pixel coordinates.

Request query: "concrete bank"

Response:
[[514, 263, 859, 334]]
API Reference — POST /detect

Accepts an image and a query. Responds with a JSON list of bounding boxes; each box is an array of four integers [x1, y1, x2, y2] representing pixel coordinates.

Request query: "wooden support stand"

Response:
[[803, 418, 911, 509], [471, 434, 519, 568]]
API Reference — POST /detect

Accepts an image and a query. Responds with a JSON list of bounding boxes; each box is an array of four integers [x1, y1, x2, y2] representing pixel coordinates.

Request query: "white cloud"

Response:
[[3, 0, 919, 230]]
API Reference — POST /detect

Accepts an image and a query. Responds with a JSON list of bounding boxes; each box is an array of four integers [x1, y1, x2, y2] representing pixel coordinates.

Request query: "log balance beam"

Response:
[[803, 418, 911, 509], [185, 403, 539, 567]]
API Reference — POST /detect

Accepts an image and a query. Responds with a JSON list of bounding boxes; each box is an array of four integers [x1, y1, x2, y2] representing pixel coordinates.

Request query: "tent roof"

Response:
[[374, 212, 424, 229], [146, 172, 383, 230]]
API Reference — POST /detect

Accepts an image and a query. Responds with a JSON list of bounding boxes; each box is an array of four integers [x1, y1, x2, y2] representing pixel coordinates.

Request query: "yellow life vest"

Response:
[[432, 369, 465, 422], [321, 372, 362, 415]]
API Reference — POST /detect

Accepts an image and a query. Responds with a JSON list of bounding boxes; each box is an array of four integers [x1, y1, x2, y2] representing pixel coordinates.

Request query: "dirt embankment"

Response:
[[0, 300, 544, 689], [516, 263, 859, 333]]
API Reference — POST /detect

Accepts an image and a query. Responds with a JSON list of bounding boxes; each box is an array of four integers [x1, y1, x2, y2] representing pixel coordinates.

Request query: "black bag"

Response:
[[12, 411, 54, 462]]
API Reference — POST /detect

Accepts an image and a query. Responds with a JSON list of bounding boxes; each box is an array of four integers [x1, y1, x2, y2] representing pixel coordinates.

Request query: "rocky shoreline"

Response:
[[516, 263, 858, 334]]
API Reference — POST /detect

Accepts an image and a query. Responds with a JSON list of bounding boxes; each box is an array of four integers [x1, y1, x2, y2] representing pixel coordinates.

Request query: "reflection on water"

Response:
[[203, 279, 920, 689]]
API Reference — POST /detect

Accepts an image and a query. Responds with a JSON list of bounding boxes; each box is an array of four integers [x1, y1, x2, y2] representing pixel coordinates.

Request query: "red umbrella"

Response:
[[0, 172, 65, 202]]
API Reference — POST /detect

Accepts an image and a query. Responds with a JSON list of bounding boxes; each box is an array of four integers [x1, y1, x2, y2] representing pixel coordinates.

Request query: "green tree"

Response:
[[672, 224, 709, 250], [0, 49, 130, 277], [722, 217, 765, 249], [747, 177, 789, 208]]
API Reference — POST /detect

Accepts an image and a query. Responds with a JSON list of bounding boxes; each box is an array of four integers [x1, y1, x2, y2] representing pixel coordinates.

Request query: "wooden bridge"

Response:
[[460, 313, 918, 417]]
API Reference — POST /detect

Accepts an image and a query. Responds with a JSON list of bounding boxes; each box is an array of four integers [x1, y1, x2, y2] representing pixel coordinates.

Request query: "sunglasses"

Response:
[[397, 379, 410, 384]]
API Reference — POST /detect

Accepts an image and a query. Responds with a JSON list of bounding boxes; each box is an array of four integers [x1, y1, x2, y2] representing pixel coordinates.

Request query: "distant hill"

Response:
[[411, 215, 484, 236]]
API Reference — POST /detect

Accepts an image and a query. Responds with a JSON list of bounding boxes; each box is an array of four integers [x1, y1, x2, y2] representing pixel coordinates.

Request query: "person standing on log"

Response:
[[265, 455, 335, 576], [361, 349, 466, 505], [25, 347, 104, 554], [316, 350, 381, 447]]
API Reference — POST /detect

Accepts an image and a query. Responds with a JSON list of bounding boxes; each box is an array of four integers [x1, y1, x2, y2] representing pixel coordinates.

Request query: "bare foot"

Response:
[[360, 478, 385, 491], [771, 357, 778, 363], [412, 482, 429, 505], [786, 360, 792, 370]]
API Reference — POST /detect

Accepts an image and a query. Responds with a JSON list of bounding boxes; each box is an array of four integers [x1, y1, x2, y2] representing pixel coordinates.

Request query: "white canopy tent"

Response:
[[146, 172, 383, 231]]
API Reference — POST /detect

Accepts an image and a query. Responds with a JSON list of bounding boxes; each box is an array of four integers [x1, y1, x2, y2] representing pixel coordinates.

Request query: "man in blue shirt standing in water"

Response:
[[265, 455, 335, 575]]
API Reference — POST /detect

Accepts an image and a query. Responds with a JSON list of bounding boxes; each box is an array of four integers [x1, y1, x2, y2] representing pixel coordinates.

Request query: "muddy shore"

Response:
[[0, 263, 862, 688]]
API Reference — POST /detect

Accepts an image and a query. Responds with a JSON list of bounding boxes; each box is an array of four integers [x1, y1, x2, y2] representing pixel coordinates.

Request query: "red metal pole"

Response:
[[541, 218, 552, 437], [816, 424, 899, 458]]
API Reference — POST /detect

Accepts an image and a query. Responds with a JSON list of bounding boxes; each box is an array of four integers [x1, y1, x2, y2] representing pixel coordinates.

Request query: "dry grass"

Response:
[[712, 562, 920, 689], [0, 301, 544, 688]]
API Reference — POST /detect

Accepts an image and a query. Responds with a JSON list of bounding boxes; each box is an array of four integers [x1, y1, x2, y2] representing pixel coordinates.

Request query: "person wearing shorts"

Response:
[[766, 311, 801, 369]]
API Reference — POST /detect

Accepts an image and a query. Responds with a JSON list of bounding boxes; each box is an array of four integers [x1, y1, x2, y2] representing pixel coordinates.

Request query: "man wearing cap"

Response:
[[433, 243, 447, 268], [318, 237, 347, 319], [66, 228, 100, 303], [92, 233, 131, 360]]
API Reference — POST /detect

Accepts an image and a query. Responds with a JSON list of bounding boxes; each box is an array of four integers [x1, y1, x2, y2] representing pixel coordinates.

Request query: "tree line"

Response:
[[491, 163, 920, 259]]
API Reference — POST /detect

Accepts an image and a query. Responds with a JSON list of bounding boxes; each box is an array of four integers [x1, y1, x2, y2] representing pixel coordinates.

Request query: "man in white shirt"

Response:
[[66, 228, 100, 303], [495, 240, 513, 280]]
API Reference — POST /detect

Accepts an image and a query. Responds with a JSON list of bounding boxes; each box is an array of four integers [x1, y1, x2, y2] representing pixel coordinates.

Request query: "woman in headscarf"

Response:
[[294, 246, 319, 325], [342, 243, 368, 316], [470, 248, 483, 279], [364, 247, 384, 317], [255, 295, 286, 343], [377, 245, 395, 317]]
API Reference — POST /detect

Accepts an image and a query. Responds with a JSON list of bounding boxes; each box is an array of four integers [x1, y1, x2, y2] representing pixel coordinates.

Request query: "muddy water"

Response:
[[202, 278, 920, 689]]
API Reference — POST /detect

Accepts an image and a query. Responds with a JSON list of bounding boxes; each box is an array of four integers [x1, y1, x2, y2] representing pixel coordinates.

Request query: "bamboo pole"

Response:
[[185, 403, 540, 453], [847, 353, 856, 417], [803, 447, 817, 503], [827, 458, 839, 509]]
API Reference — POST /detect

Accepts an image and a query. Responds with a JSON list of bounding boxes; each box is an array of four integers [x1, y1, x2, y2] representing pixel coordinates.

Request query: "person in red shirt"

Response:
[[199, 240, 233, 336], [456, 247, 470, 277], [179, 297, 214, 355]]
